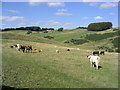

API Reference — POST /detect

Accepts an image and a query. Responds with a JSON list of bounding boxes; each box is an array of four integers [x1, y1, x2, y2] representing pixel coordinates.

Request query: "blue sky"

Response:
[[1, 2, 118, 29]]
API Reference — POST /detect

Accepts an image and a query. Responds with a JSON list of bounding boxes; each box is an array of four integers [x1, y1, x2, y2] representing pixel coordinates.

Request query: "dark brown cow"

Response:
[[92, 51, 99, 55], [100, 51, 105, 55]]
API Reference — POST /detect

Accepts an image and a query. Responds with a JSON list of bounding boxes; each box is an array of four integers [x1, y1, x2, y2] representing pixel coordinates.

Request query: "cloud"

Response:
[[58, 9, 68, 12], [82, 0, 101, 2], [64, 23, 72, 25], [82, 17, 89, 20], [109, 13, 115, 15], [88, 2, 98, 6], [55, 12, 72, 16], [8, 10, 19, 13], [48, 2, 64, 7], [82, 0, 119, 2], [100, 2, 118, 9], [1, 16, 25, 22], [94, 16, 103, 20], [17, 23, 26, 26], [45, 20, 61, 27], [0, 24, 6, 26]]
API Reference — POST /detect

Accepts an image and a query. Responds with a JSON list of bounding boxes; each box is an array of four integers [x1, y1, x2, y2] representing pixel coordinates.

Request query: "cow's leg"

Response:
[[96, 63, 99, 69]]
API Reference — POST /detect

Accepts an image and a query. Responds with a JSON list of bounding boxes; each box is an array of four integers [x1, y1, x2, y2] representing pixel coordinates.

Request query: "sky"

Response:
[[1, 1, 119, 29]]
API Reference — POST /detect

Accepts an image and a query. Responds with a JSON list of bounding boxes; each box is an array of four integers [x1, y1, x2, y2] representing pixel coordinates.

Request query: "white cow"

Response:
[[56, 50, 59, 53], [87, 55, 100, 69], [16, 44, 21, 51]]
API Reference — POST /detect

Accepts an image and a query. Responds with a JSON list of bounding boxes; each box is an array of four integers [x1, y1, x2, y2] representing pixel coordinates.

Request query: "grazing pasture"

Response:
[[1, 28, 119, 88], [2, 39, 118, 88]]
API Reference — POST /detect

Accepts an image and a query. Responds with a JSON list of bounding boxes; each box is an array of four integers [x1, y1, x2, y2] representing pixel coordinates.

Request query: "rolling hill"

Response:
[[1, 28, 119, 88]]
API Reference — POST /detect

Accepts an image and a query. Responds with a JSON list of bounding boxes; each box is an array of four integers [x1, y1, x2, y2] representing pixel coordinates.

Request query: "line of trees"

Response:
[[1, 26, 55, 32]]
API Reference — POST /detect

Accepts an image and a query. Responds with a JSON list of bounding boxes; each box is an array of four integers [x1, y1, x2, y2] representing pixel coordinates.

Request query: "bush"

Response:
[[66, 39, 88, 45], [58, 28, 63, 32], [88, 22, 112, 31], [26, 30, 32, 34], [44, 31, 48, 33], [44, 36, 54, 39], [97, 46, 115, 52]]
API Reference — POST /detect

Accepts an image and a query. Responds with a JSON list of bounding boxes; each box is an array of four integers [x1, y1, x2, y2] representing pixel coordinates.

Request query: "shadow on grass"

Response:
[[1, 85, 29, 90]]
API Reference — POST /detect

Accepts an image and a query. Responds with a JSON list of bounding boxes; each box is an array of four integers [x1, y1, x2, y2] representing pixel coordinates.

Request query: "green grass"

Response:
[[1, 28, 119, 88], [2, 39, 118, 88]]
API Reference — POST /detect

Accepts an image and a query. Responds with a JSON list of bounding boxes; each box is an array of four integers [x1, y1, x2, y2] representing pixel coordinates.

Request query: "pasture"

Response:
[[1, 28, 119, 88]]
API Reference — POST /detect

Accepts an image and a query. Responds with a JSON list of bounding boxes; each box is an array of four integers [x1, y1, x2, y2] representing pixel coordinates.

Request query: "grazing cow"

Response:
[[87, 55, 100, 69], [100, 51, 105, 55], [92, 51, 99, 55], [56, 50, 59, 53], [10, 46, 13, 48], [67, 49, 70, 51], [23, 45, 32, 53], [14, 44, 25, 53], [14, 44, 22, 51]]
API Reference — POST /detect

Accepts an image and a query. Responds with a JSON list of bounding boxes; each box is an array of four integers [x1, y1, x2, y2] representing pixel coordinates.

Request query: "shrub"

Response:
[[64, 40, 70, 43], [26, 30, 32, 34], [88, 22, 112, 31], [44, 36, 54, 39], [44, 31, 48, 33], [58, 28, 63, 32]]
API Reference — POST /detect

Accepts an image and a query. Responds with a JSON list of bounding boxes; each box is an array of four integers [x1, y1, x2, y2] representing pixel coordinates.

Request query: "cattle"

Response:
[[34, 49, 42, 53], [56, 50, 59, 53], [14, 44, 22, 52], [87, 55, 101, 69], [92, 51, 99, 55], [10, 46, 13, 48], [100, 51, 105, 55], [67, 49, 70, 51], [14, 44, 32, 53], [23, 45, 32, 53]]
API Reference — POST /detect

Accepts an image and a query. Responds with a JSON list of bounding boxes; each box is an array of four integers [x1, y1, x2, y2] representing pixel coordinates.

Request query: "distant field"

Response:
[[31, 29, 93, 42], [1, 28, 119, 88]]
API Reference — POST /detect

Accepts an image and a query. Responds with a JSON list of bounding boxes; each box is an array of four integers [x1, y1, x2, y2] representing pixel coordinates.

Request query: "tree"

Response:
[[58, 27, 63, 32], [88, 22, 112, 31]]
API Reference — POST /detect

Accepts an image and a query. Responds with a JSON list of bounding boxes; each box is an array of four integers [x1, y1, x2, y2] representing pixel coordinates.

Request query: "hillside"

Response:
[[1, 28, 119, 88]]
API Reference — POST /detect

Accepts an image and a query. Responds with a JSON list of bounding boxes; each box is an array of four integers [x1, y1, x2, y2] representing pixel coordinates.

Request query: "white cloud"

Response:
[[0, 24, 6, 26], [17, 23, 26, 26], [109, 13, 115, 15], [8, 10, 19, 13], [55, 12, 72, 16], [45, 20, 61, 27], [82, 17, 89, 20], [88, 2, 98, 6], [58, 9, 68, 12], [100, 2, 118, 9], [48, 2, 64, 7], [82, 0, 119, 2], [94, 16, 103, 20], [1, 16, 25, 22], [82, 0, 101, 2], [64, 23, 72, 25]]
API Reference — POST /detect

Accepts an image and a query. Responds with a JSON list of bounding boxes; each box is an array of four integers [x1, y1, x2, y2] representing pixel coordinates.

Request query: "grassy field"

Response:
[[1, 29, 119, 88]]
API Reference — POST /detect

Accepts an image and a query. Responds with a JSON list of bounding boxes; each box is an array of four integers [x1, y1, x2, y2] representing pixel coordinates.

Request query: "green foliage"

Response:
[[26, 30, 32, 34], [58, 27, 63, 32], [88, 22, 112, 31], [85, 32, 117, 41], [44, 36, 54, 39], [70, 39, 88, 45], [43, 31, 48, 33], [97, 46, 115, 52]]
